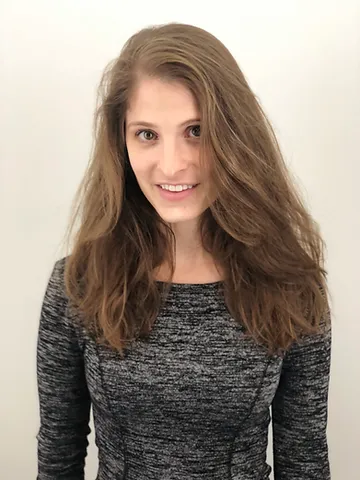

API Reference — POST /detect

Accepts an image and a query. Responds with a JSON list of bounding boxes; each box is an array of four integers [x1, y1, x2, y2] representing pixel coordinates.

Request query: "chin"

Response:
[[155, 210, 201, 225], [141, 186, 208, 225], [158, 211, 200, 225]]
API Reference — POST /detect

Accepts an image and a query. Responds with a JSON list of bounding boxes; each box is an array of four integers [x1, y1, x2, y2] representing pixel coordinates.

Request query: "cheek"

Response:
[[126, 147, 153, 176]]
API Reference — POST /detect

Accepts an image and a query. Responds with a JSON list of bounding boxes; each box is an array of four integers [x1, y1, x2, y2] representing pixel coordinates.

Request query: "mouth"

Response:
[[155, 184, 200, 201]]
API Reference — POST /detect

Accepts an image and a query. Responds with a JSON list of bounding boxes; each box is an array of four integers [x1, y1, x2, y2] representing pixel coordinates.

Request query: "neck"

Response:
[[171, 220, 204, 261], [154, 219, 224, 283]]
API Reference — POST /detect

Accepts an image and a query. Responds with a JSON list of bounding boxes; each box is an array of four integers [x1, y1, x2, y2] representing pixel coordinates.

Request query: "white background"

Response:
[[1, 1, 359, 478]]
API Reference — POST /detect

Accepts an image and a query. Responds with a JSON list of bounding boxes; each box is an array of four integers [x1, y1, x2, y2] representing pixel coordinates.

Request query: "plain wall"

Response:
[[1, 1, 359, 478]]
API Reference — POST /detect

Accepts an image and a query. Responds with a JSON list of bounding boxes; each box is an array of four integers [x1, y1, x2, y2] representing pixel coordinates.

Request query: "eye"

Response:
[[188, 125, 201, 138], [135, 130, 157, 141]]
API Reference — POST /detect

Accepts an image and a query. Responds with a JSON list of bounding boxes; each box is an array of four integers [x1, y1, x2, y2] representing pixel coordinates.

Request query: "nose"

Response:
[[158, 139, 188, 178]]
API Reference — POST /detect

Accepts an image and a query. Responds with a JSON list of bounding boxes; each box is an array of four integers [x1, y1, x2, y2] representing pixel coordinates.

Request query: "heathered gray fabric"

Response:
[[37, 258, 331, 479]]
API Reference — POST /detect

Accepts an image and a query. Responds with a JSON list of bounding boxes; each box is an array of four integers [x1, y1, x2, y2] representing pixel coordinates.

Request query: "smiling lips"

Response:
[[158, 184, 198, 192], [156, 184, 199, 201]]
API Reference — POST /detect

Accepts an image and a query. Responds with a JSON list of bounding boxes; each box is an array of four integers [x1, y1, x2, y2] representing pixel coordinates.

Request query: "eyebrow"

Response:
[[126, 118, 201, 129]]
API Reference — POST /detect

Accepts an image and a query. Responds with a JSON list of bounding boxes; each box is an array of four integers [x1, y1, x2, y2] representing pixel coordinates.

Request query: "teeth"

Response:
[[160, 184, 196, 192]]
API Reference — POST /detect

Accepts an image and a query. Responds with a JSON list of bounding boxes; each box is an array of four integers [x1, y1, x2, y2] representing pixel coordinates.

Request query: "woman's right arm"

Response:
[[36, 259, 91, 479]]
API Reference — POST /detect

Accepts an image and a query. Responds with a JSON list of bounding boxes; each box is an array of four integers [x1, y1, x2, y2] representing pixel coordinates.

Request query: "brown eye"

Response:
[[136, 130, 156, 141], [189, 125, 201, 138]]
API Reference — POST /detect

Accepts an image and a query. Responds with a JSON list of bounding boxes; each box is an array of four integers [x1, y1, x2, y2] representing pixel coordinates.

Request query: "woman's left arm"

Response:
[[272, 307, 332, 479]]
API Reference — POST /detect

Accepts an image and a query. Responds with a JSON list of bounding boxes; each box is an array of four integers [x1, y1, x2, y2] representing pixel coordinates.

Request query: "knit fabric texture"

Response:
[[37, 258, 331, 479]]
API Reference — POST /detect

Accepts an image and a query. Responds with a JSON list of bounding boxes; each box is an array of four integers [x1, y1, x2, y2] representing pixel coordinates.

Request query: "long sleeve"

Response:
[[36, 259, 91, 479], [271, 306, 331, 479]]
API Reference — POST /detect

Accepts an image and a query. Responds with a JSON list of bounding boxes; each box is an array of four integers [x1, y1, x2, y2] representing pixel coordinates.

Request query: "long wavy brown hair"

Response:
[[64, 22, 330, 357]]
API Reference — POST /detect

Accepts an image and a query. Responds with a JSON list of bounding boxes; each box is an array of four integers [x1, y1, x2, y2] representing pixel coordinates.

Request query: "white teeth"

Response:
[[159, 184, 196, 192]]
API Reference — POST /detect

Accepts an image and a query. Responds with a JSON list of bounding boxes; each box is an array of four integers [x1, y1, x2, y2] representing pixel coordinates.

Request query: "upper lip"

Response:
[[156, 183, 199, 185]]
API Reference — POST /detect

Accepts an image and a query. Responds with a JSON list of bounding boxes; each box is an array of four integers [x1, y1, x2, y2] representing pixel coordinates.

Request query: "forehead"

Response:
[[126, 77, 199, 120]]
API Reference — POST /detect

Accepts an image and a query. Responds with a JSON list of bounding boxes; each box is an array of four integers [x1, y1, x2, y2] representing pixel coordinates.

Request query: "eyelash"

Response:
[[135, 125, 201, 142]]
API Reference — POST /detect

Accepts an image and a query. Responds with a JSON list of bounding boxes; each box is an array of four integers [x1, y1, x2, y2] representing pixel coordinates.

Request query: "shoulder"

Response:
[[43, 257, 68, 308], [39, 256, 87, 348], [40, 256, 75, 333]]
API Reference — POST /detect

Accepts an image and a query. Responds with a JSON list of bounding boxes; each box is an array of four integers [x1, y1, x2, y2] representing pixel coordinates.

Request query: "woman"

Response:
[[37, 22, 331, 479]]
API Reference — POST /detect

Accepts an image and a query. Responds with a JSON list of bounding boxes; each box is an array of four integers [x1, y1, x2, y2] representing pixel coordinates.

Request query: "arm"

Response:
[[36, 259, 91, 479], [272, 306, 331, 479]]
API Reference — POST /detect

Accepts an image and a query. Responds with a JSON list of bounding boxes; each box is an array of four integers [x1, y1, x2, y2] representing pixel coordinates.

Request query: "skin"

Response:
[[125, 77, 221, 282]]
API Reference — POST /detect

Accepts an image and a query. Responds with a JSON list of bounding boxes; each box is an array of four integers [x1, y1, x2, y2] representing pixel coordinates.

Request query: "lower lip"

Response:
[[156, 185, 199, 201]]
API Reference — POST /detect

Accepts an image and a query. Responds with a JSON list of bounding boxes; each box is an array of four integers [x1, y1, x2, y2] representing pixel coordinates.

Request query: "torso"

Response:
[[81, 280, 281, 479]]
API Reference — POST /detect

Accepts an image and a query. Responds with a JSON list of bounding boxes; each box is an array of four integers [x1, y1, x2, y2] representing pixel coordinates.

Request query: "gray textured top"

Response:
[[36, 258, 331, 480]]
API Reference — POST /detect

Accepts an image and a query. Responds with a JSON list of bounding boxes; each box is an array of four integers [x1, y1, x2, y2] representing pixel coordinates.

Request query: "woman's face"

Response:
[[125, 77, 211, 227]]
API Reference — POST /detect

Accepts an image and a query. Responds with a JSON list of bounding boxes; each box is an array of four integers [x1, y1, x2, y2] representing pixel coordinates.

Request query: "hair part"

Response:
[[64, 22, 330, 357]]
